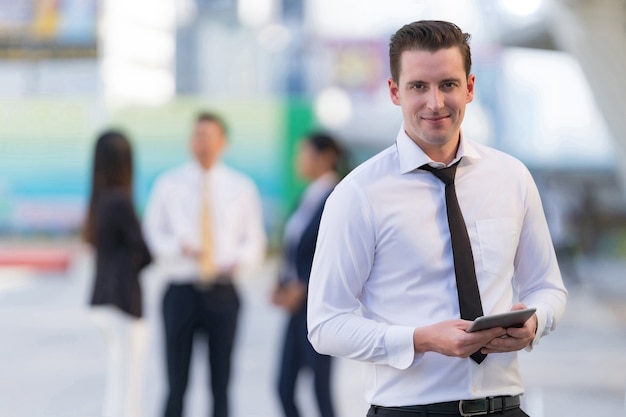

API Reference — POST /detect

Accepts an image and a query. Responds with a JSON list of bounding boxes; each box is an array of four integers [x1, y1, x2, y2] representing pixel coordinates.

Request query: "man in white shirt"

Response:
[[143, 112, 267, 417], [307, 20, 567, 417]]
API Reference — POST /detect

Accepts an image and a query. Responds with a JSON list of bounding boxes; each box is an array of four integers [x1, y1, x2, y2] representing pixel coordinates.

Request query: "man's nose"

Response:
[[426, 89, 444, 111]]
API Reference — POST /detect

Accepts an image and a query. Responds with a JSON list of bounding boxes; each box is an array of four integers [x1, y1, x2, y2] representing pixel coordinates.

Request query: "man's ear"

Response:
[[388, 78, 401, 106], [466, 74, 475, 103]]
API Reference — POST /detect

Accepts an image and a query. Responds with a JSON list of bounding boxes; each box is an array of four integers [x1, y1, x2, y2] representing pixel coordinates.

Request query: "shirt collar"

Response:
[[396, 124, 482, 174]]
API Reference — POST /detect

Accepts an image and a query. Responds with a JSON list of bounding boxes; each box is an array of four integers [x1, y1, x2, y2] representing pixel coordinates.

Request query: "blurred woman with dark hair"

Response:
[[83, 129, 152, 417], [272, 131, 345, 417]]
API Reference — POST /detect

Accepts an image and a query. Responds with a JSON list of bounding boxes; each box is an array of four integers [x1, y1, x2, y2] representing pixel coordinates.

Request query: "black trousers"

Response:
[[367, 405, 530, 417], [277, 308, 335, 417], [162, 283, 240, 417]]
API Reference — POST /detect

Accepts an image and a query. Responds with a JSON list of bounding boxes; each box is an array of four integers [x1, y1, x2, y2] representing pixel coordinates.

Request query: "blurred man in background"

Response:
[[143, 112, 267, 417]]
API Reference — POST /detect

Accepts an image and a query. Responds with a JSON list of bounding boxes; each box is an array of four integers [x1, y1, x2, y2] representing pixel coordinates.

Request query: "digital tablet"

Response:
[[465, 308, 536, 333]]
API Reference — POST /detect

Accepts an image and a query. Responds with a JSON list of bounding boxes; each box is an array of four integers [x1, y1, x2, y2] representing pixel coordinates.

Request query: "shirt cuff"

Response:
[[384, 325, 417, 370], [525, 308, 547, 351]]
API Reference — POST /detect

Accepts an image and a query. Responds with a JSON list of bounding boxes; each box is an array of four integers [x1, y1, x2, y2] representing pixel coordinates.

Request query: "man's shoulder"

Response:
[[470, 140, 528, 172], [342, 144, 397, 185], [153, 163, 193, 186], [217, 163, 257, 188], [153, 164, 190, 193]]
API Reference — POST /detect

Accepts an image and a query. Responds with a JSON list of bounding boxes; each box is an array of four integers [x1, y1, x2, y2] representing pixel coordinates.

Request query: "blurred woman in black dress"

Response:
[[83, 130, 152, 417], [272, 132, 345, 417]]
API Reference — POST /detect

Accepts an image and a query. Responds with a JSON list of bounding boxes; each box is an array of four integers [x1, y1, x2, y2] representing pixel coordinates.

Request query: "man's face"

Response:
[[388, 47, 474, 161], [191, 120, 226, 169], [295, 140, 317, 180]]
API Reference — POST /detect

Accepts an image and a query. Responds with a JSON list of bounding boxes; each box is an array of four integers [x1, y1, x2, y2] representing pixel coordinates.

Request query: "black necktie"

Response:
[[421, 160, 487, 364]]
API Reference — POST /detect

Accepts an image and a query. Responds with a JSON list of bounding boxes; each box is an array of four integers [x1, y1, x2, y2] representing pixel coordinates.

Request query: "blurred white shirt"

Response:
[[307, 126, 567, 406], [143, 161, 267, 282]]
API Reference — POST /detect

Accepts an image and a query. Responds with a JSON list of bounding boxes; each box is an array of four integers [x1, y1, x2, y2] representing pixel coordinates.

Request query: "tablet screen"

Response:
[[466, 308, 536, 333]]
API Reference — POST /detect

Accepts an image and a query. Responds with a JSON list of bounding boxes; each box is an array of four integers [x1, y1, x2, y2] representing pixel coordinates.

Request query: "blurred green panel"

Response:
[[282, 98, 315, 212]]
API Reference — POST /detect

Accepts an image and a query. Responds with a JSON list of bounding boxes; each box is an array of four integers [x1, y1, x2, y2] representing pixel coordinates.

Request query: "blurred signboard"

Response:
[[327, 40, 386, 95], [0, 0, 97, 59]]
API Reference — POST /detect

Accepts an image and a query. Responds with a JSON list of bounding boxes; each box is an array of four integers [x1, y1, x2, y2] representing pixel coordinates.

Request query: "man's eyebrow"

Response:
[[406, 77, 463, 85]]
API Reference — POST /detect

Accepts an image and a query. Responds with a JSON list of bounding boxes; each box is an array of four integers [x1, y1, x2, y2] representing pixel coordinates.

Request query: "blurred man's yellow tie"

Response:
[[199, 177, 217, 282]]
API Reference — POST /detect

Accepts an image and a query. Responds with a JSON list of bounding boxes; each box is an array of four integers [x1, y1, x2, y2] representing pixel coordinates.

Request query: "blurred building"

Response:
[[0, 0, 624, 257]]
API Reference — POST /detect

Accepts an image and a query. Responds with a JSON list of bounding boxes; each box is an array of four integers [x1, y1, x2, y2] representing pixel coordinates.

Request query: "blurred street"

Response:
[[1, 244, 625, 417]]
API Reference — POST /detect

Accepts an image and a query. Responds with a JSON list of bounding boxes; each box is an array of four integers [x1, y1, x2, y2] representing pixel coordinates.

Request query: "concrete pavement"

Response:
[[1, 247, 625, 417]]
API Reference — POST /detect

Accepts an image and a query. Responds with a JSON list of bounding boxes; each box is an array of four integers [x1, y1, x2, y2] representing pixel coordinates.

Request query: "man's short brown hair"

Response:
[[196, 111, 228, 136], [389, 20, 472, 84]]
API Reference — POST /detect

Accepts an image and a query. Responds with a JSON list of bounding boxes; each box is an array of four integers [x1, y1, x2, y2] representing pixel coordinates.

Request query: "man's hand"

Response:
[[271, 281, 307, 313], [481, 303, 538, 354], [182, 244, 200, 258], [413, 320, 506, 358]]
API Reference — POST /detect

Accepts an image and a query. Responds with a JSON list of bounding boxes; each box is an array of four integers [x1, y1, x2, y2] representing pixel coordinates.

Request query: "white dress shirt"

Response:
[[143, 161, 267, 282], [307, 126, 567, 406]]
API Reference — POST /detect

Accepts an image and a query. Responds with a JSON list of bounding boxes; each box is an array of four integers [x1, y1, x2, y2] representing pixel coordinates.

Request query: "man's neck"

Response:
[[421, 141, 460, 166]]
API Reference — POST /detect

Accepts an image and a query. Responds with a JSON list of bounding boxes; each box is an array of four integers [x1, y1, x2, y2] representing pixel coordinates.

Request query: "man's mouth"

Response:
[[422, 114, 449, 121], [422, 115, 450, 124]]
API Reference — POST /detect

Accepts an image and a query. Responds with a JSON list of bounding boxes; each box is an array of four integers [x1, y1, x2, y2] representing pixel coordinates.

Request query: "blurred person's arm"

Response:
[[230, 180, 267, 275], [142, 176, 183, 258]]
